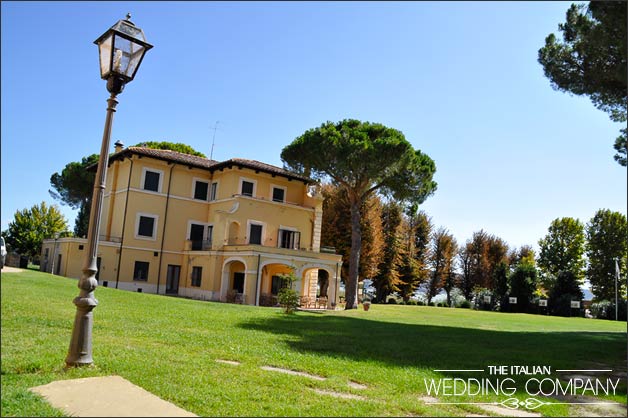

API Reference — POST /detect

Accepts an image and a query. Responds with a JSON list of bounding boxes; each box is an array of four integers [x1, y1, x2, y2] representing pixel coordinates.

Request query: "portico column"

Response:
[[220, 269, 229, 302], [327, 269, 338, 309]]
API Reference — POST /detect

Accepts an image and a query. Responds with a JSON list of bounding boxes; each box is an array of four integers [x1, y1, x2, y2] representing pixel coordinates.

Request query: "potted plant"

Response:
[[362, 298, 371, 311]]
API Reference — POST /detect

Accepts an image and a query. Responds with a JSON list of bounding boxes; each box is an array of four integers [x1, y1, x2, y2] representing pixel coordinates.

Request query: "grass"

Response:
[[2, 270, 626, 417]]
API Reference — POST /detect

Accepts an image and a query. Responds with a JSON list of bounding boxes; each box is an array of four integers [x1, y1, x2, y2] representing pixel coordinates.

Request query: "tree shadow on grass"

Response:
[[238, 313, 627, 386]]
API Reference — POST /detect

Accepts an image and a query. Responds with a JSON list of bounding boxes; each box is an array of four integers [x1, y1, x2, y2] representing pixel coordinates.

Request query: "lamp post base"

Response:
[[65, 294, 98, 367]]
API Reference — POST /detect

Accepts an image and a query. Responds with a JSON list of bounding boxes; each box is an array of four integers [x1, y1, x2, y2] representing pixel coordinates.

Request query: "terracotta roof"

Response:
[[106, 147, 312, 183], [210, 158, 312, 183]]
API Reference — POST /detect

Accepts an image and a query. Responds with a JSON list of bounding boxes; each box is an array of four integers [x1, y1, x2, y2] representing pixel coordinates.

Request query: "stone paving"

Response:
[[31, 363, 626, 417], [1, 266, 24, 273], [29, 376, 196, 417]]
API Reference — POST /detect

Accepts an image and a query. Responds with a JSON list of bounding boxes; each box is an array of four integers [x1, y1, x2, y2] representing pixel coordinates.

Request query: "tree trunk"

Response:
[[318, 271, 329, 298], [345, 198, 362, 309], [74, 200, 91, 238]]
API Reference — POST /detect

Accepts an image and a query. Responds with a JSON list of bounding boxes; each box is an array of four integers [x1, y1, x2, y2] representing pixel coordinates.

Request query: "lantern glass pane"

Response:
[[98, 34, 113, 78], [111, 35, 146, 80], [127, 43, 146, 79], [112, 35, 132, 77]]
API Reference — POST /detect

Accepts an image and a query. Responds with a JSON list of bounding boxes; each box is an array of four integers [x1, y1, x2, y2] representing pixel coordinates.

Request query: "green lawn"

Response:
[[2, 270, 626, 417]]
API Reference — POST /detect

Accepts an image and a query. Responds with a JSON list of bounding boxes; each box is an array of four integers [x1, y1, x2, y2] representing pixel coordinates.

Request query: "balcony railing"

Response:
[[230, 193, 315, 210], [189, 240, 213, 251]]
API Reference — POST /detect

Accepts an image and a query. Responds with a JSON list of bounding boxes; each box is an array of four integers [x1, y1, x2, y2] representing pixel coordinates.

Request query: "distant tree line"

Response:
[[320, 185, 627, 320]]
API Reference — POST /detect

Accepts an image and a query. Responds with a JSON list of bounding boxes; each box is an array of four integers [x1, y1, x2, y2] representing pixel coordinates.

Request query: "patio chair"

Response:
[[300, 296, 310, 308]]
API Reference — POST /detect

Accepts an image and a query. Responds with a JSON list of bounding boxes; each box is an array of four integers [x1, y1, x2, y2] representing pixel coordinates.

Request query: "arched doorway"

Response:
[[258, 262, 294, 306], [298, 266, 337, 309], [221, 259, 246, 303]]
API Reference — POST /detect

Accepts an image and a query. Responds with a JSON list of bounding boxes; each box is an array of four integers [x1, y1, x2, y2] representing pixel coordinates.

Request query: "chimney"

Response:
[[114, 140, 124, 153]]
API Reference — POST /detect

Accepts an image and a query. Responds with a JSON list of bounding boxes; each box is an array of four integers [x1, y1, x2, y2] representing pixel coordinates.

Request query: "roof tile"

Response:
[[107, 147, 312, 183]]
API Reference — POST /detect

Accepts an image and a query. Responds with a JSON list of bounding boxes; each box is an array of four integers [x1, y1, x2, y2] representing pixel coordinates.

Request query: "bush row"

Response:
[[368, 295, 626, 320]]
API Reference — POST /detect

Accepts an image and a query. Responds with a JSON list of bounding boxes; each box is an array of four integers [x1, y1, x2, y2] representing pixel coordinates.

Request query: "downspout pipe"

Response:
[[255, 253, 262, 306], [156, 163, 175, 295], [115, 157, 134, 289]]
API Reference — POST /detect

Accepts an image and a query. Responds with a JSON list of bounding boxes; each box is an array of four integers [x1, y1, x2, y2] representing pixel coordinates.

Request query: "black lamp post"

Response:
[[66, 14, 152, 367], [51, 232, 60, 275]]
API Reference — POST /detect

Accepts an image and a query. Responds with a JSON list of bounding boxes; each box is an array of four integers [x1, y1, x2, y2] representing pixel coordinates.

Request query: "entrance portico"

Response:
[[218, 245, 342, 309]]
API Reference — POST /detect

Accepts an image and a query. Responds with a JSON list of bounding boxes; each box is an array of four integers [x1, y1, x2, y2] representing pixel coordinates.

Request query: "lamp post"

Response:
[[614, 257, 620, 321], [66, 14, 152, 367], [51, 232, 60, 274]]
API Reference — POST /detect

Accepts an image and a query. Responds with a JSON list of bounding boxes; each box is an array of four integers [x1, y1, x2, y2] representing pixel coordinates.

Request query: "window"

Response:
[[233, 272, 245, 293], [166, 265, 181, 294], [188, 221, 212, 250], [133, 261, 149, 281], [189, 223, 204, 250], [278, 229, 300, 250], [241, 180, 254, 197], [271, 275, 288, 295], [142, 169, 162, 192], [194, 180, 209, 200], [210, 182, 218, 200], [249, 223, 263, 245], [136, 214, 157, 239], [191, 266, 202, 287], [272, 186, 285, 203]]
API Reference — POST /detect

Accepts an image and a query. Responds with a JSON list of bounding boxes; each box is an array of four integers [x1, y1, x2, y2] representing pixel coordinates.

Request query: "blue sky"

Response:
[[2, 1, 626, 254]]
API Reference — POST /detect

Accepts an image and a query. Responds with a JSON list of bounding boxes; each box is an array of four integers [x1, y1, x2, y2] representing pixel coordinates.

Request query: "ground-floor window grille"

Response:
[[133, 261, 149, 281], [191, 266, 202, 287]]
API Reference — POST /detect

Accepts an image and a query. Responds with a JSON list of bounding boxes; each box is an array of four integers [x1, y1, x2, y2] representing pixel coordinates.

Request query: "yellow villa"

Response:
[[41, 142, 343, 308]]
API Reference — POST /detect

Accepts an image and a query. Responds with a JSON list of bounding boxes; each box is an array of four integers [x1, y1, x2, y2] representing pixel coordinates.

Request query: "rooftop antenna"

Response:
[[210, 121, 219, 160]]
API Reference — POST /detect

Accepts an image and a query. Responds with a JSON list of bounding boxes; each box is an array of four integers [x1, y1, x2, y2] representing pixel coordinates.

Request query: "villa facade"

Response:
[[41, 143, 342, 308]]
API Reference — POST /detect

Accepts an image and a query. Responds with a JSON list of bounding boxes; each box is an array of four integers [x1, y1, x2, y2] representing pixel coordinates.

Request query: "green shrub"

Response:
[[407, 300, 417, 306], [450, 288, 466, 307], [278, 288, 300, 314], [459, 300, 471, 309], [591, 300, 627, 321], [416, 300, 425, 306], [387, 297, 397, 304], [276, 270, 300, 314], [472, 288, 495, 311], [549, 294, 580, 317], [548, 271, 584, 317]]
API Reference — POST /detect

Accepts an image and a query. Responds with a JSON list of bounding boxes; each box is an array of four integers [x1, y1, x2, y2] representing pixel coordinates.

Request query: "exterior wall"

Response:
[[215, 196, 315, 248], [102, 158, 131, 240], [40, 238, 121, 286], [43, 151, 342, 308], [99, 156, 321, 253]]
